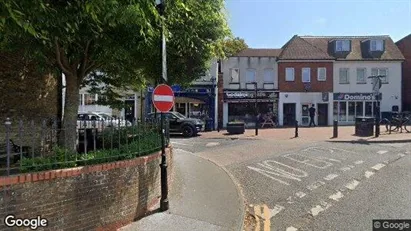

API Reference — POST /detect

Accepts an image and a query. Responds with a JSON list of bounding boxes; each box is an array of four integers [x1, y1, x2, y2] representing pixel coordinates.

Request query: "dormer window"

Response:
[[335, 40, 350, 52], [370, 40, 384, 51]]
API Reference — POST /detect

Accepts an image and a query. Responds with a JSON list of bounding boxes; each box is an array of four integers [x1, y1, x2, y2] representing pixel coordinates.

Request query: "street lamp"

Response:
[[368, 75, 385, 138], [251, 82, 258, 136], [155, 0, 169, 212]]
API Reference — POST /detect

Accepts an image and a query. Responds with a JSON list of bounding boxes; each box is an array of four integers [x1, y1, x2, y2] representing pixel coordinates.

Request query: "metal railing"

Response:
[[0, 117, 170, 176]]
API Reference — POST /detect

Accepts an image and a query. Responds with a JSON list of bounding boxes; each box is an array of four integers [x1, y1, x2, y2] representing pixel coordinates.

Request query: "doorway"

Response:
[[317, 103, 328, 126], [283, 103, 296, 126]]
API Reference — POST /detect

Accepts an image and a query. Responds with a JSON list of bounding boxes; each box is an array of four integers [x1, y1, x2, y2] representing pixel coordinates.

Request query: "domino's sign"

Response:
[[333, 93, 382, 101]]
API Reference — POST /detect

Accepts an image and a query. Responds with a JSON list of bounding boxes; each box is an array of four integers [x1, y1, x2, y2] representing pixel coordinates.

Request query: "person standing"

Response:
[[309, 105, 316, 127]]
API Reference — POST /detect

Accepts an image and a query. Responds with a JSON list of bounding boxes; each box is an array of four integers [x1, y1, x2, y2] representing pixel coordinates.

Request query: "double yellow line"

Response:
[[253, 204, 271, 231]]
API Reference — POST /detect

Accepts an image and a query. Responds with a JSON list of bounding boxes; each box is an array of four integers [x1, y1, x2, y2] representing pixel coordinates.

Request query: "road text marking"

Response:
[[377, 150, 388, 155], [270, 205, 285, 219], [329, 191, 344, 201], [286, 227, 298, 231], [307, 181, 325, 191], [324, 174, 339, 181], [354, 160, 364, 165], [365, 171, 374, 178], [310, 201, 332, 217]]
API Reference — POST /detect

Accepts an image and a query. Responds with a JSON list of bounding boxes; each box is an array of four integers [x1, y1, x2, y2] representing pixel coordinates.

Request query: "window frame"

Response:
[[356, 68, 367, 84], [285, 67, 295, 82], [336, 40, 350, 52], [371, 68, 389, 84], [263, 68, 275, 83], [370, 40, 384, 51], [230, 68, 240, 83], [339, 68, 350, 84], [245, 68, 257, 83], [317, 67, 326, 81], [302, 67, 311, 83]]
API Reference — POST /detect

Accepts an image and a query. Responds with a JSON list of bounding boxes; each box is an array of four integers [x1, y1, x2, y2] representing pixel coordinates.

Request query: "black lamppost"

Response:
[[251, 82, 258, 136], [368, 75, 385, 138], [155, 0, 169, 212]]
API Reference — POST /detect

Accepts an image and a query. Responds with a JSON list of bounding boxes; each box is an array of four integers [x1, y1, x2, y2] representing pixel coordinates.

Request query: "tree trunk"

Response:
[[58, 74, 80, 152]]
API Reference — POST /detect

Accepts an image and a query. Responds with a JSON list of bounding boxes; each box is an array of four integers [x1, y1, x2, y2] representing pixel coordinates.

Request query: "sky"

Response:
[[225, 0, 411, 48]]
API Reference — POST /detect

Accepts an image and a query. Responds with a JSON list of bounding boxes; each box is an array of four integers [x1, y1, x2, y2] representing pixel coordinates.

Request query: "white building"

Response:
[[221, 49, 281, 128]]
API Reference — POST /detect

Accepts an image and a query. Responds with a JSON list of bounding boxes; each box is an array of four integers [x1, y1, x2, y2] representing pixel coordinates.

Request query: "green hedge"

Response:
[[19, 126, 162, 173]]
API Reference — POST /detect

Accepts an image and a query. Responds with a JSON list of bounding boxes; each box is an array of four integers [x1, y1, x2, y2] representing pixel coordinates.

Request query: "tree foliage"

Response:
[[0, 0, 231, 150], [221, 37, 249, 57]]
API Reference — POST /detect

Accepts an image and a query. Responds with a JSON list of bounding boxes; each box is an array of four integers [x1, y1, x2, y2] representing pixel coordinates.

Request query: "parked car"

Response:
[[77, 112, 131, 131], [146, 112, 204, 137]]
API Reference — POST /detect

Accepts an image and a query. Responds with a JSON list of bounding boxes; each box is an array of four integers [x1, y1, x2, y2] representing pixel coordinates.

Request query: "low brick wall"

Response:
[[0, 147, 173, 231]]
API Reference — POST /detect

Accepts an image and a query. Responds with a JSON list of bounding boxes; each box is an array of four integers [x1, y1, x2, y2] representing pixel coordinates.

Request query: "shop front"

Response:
[[223, 90, 279, 128], [145, 85, 216, 129], [278, 92, 333, 127], [333, 93, 381, 125]]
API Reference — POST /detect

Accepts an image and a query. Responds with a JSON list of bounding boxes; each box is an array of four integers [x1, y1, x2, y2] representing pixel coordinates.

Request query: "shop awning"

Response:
[[174, 97, 205, 104]]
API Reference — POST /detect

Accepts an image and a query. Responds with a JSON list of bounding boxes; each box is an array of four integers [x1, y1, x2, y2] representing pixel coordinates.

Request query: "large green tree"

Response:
[[1, 0, 231, 151]]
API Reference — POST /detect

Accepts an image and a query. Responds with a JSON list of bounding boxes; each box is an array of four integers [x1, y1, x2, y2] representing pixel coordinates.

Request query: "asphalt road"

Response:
[[171, 135, 411, 231]]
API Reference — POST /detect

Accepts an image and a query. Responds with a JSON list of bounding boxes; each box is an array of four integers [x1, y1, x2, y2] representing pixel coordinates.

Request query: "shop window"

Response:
[[339, 102, 347, 121], [263, 69, 275, 83], [285, 68, 295, 81], [246, 69, 256, 83], [365, 102, 373, 117], [333, 102, 338, 121], [230, 68, 239, 83], [356, 68, 366, 84], [84, 94, 96, 105], [339, 68, 349, 84], [355, 102, 363, 117], [348, 102, 355, 121]]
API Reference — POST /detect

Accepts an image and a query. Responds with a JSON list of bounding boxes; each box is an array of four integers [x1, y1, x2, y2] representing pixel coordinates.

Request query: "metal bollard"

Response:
[[295, 120, 298, 138], [333, 120, 338, 138]]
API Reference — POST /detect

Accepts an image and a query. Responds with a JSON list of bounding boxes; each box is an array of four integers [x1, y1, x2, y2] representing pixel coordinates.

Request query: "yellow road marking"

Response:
[[254, 205, 261, 231], [263, 204, 271, 231]]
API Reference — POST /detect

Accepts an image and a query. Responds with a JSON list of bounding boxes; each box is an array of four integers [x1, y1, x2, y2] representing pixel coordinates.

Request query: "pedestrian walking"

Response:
[[309, 105, 316, 127]]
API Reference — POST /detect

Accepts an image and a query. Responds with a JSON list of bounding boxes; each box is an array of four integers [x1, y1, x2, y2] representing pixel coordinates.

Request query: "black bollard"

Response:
[[333, 120, 338, 138], [295, 120, 299, 138], [217, 120, 220, 133]]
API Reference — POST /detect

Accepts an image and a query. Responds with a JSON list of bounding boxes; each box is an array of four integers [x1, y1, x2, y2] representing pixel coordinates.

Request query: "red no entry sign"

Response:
[[152, 84, 175, 112]]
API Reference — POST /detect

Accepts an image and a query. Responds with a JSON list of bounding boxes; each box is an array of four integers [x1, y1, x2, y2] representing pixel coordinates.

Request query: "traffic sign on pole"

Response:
[[153, 84, 174, 112]]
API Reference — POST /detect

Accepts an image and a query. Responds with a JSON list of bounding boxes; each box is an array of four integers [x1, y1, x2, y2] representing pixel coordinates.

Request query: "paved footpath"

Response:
[[120, 148, 244, 231]]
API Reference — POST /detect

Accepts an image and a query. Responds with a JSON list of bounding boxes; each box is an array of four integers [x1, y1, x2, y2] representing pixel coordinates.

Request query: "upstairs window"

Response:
[[246, 69, 256, 83], [336, 40, 350, 52], [285, 68, 295, 81], [339, 68, 349, 84], [263, 69, 275, 83], [356, 68, 366, 84], [230, 68, 239, 83], [370, 40, 384, 51], [317, 68, 326, 81], [371, 68, 389, 83], [302, 68, 311, 83], [84, 94, 97, 105]]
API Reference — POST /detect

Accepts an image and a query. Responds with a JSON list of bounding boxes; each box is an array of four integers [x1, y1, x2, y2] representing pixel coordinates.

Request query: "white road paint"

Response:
[[371, 163, 386, 171], [269, 205, 285, 219], [287, 196, 295, 204], [307, 181, 325, 191], [310, 201, 332, 217], [345, 180, 360, 190], [286, 227, 298, 231], [377, 150, 388, 155], [248, 160, 309, 185], [283, 154, 333, 169], [324, 174, 339, 181], [329, 191, 344, 201], [296, 191, 306, 198], [205, 142, 220, 147], [340, 166, 352, 172], [398, 153, 406, 158], [354, 160, 364, 165], [365, 171, 375, 178], [247, 166, 290, 185]]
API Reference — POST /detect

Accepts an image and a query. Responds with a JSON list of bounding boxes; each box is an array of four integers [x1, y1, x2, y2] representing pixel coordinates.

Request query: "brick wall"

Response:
[[0, 148, 173, 231], [278, 62, 334, 92], [396, 36, 411, 110]]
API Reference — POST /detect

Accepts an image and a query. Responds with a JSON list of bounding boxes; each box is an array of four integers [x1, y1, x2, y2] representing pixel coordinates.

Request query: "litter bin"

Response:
[[205, 119, 213, 132], [355, 117, 374, 137]]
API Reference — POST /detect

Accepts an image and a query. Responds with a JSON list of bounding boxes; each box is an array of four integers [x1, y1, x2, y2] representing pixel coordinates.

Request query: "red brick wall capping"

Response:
[[0, 148, 174, 231]]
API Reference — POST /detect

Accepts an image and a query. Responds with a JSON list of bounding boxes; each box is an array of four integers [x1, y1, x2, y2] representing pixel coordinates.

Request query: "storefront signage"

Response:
[[333, 93, 382, 101], [224, 91, 278, 100]]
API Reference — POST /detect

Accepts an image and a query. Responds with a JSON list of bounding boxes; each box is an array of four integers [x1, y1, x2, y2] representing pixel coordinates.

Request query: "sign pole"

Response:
[[160, 111, 169, 211]]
